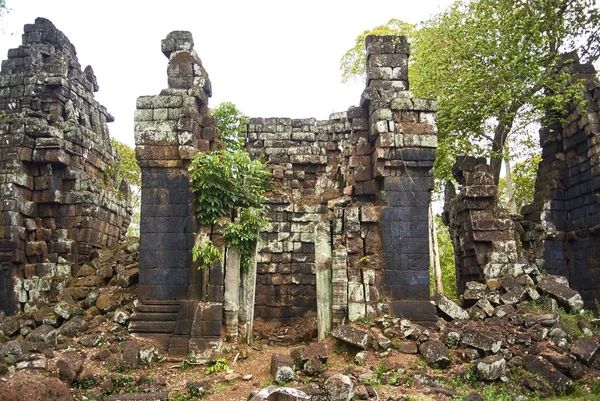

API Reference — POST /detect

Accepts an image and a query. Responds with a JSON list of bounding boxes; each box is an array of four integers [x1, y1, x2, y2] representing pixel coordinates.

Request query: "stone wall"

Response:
[[442, 156, 524, 294], [521, 56, 600, 309], [130, 31, 223, 358], [247, 35, 438, 324], [0, 18, 131, 314]]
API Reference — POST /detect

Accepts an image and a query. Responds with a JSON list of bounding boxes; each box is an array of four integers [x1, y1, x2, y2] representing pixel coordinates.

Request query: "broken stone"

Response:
[[333, 325, 369, 349], [571, 338, 598, 364], [475, 299, 494, 316], [53, 301, 81, 320], [524, 354, 573, 394], [57, 350, 85, 383], [248, 386, 310, 401], [112, 309, 130, 325], [290, 342, 328, 368], [522, 314, 559, 328], [475, 355, 506, 380], [270, 354, 295, 384], [396, 341, 418, 354], [436, 294, 470, 321], [419, 340, 451, 369], [324, 374, 354, 401], [461, 329, 502, 353], [537, 277, 584, 312]]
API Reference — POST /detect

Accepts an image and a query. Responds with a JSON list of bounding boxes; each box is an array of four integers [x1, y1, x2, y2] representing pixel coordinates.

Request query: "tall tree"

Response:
[[341, 0, 600, 184]]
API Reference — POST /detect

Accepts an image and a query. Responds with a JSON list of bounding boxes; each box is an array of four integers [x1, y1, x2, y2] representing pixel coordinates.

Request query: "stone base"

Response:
[[129, 299, 222, 358], [387, 300, 438, 323]]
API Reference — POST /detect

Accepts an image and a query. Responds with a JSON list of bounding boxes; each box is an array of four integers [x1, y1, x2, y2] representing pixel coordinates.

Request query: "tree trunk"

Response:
[[489, 111, 517, 185], [504, 143, 518, 214], [429, 203, 443, 295]]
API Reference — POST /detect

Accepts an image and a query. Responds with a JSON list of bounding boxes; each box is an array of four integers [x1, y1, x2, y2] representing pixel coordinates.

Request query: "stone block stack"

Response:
[[246, 35, 439, 324], [361, 35, 438, 321], [443, 156, 522, 294], [130, 31, 222, 358], [0, 18, 131, 314], [521, 56, 600, 308]]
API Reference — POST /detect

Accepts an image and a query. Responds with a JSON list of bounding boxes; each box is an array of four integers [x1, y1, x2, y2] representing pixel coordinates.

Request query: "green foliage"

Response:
[[192, 239, 223, 271], [431, 215, 457, 298], [205, 358, 229, 375], [341, 0, 600, 184], [189, 143, 271, 270], [111, 139, 141, 187], [189, 150, 270, 225], [359, 255, 371, 265], [212, 102, 248, 150], [499, 153, 541, 212]]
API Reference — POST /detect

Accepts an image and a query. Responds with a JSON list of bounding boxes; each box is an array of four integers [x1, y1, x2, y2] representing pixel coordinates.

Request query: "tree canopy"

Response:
[[341, 0, 600, 184]]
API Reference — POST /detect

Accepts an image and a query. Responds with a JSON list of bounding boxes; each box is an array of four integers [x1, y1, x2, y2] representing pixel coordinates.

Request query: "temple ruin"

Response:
[[1, 19, 600, 360], [0, 18, 131, 315]]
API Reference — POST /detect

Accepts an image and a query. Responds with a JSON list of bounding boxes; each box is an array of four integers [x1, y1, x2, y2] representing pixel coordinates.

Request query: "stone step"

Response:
[[130, 312, 178, 322], [136, 301, 180, 313], [129, 320, 176, 334]]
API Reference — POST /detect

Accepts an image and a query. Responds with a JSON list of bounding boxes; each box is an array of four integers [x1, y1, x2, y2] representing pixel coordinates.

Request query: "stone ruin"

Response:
[[443, 56, 600, 311], [130, 33, 438, 357], [0, 18, 131, 315], [1, 18, 600, 363]]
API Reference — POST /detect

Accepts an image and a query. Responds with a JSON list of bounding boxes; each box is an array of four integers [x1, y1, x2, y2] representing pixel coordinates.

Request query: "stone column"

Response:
[[362, 35, 438, 322], [131, 31, 222, 358]]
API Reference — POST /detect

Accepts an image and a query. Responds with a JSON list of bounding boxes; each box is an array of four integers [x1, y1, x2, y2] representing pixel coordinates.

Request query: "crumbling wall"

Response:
[[442, 156, 523, 294], [130, 31, 222, 358], [247, 35, 438, 324], [521, 57, 600, 308], [0, 18, 131, 314]]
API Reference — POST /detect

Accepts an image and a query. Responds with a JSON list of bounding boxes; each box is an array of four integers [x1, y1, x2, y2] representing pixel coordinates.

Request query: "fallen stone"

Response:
[[57, 316, 87, 338], [290, 342, 328, 367], [463, 392, 484, 401], [524, 355, 573, 394], [248, 386, 310, 401], [523, 314, 559, 328], [475, 299, 494, 316], [0, 316, 20, 337], [571, 338, 598, 364], [113, 308, 130, 325], [419, 340, 451, 369], [396, 341, 418, 354], [475, 355, 506, 380], [95, 294, 118, 313], [28, 324, 56, 345], [537, 277, 583, 312], [270, 354, 295, 384], [57, 350, 85, 384], [333, 325, 369, 349], [436, 294, 470, 321], [461, 329, 502, 353], [105, 393, 169, 401], [54, 301, 81, 320], [370, 327, 392, 349], [324, 374, 354, 401]]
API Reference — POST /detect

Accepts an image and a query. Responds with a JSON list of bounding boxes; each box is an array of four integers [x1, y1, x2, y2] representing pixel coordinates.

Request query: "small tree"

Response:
[[189, 103, 270, 270]]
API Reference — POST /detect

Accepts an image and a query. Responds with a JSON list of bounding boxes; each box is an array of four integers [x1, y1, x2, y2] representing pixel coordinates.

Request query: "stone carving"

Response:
[[0, 18, 131, 314]]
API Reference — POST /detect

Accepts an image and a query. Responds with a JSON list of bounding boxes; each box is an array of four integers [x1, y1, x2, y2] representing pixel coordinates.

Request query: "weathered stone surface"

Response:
[[270, 354, 295, 384], [248, 386, 310, 401], [56, 350, 85, 383], [571, 338, 598, 364], [537, 277, 584, 312], [290, 342, 328, 367], [333, 325, 369, 349], [523, 314, 559, 328], [324, 374, 354, 401], [475, 355, 506, 381], [461, 329, 502, 353], [436, 294, 470, 321], [524, 354, 573, 393], [419, 340, 451, 369]]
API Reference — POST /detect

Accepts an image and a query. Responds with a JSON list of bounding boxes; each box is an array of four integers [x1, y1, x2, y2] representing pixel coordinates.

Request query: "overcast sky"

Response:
[[0, 0, 453, 146]]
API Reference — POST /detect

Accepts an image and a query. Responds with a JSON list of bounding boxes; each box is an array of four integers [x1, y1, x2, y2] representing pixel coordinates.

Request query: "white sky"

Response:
[[0, 0, 453, 146]]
